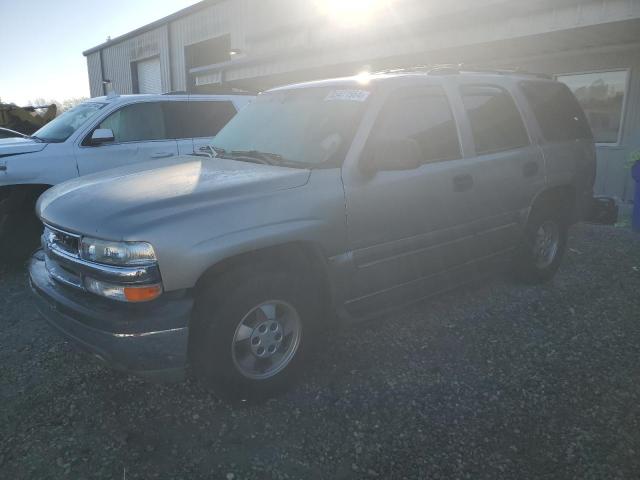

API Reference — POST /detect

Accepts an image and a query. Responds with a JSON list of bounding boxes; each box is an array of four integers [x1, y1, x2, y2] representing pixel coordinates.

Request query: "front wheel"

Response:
[[190, 267, 321, 400], [513, 208, 568, 284]]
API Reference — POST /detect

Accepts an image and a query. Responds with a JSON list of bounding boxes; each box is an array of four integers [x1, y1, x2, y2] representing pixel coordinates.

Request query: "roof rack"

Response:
[[162, 89, 257, 96], [373, 64, 552, 80]]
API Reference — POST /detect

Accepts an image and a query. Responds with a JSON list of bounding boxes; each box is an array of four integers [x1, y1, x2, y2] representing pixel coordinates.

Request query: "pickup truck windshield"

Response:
[[212, 87, 370, 166], [32, 102, 106, 143]]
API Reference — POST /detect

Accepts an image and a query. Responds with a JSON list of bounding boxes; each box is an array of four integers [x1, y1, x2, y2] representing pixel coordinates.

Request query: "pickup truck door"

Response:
[[342, 86, 478, 315], [76, 101, 178, 176]]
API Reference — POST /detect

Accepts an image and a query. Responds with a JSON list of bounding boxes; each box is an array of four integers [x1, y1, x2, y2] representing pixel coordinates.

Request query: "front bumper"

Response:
[[29, 252, 193, 380]]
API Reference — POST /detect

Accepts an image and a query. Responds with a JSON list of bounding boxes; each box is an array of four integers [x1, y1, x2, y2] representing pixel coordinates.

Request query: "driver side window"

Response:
[[97, 102, 166, 143]]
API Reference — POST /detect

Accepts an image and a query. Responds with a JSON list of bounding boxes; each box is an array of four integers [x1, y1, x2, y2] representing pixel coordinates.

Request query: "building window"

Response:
[[556, 70, 628, 144]]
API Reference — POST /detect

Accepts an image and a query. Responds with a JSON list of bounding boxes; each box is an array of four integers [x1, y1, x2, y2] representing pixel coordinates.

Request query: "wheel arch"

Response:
[[0, 183, 52, 212], [193, 240, 334, 311], [527, 184, 577, 226]]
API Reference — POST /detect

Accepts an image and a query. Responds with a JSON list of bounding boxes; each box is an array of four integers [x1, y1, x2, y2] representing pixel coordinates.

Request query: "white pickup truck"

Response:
[[0, 93, 253, 261]]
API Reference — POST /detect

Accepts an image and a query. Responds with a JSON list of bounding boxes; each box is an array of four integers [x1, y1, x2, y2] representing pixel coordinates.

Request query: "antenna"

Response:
[[102, 79, 118, 98]]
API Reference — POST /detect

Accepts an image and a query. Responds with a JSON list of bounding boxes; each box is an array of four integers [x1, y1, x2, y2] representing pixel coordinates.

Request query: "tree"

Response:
[[27, 97, 88, 116]]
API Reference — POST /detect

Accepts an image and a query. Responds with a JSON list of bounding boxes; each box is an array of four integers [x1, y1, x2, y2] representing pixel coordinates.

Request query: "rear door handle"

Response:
[[151, 152, 175, 159], [452, 174, 474, 192], [523, 161, 539, 178]]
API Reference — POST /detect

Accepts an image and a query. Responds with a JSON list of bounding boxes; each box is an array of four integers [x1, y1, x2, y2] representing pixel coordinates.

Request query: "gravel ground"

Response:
[[1, 223, 639, 479]]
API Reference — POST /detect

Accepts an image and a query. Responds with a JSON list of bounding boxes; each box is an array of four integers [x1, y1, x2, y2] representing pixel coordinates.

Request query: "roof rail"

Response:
[[452, 64, 552, 79], [162, 90, 189, 95], [372, 64, 552, 79]]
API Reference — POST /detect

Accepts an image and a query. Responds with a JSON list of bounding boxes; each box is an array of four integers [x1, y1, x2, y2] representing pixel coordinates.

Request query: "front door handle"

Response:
[[151, 152, 175, 159], [452, 174, 474, 192], [523, 161, 539, 178]]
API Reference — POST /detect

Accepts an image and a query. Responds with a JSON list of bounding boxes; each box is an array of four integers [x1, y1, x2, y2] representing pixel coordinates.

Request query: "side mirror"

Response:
[[90, 128, 115, 145], [364, 138, 422, 173]]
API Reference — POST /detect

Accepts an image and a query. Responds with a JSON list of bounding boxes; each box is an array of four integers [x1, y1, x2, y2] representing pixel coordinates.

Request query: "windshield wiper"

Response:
[[229, 150, 283, 165], [29, 135, 44, 143], [209, 147, 270, 165], [211, 147, 310, 168]]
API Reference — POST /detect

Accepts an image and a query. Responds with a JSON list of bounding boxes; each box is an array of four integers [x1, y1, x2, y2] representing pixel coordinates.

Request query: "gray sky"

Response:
[[0, 0, 199, 105]]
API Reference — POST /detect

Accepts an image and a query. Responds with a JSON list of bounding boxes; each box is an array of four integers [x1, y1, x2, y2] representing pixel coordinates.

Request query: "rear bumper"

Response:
[[29, 252, 193, 380]]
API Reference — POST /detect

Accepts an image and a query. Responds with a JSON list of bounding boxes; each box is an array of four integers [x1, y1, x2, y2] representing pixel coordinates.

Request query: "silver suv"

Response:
[[29, 69, 596, 399]]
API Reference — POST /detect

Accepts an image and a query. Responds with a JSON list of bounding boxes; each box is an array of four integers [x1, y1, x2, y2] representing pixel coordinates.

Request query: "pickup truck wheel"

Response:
[[0, 190, 44, 264], [0, 209, 42, 264], [514, 207, 568, 284], [191, 268, 321, 400]]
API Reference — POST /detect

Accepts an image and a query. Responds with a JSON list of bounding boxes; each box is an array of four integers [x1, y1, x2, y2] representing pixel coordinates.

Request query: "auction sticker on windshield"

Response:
[[325, 90, 370, 102]]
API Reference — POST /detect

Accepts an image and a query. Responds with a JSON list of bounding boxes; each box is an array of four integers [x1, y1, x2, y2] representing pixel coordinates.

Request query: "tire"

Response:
[[513, 205, 568, 284], [0, 206, 43, 264], [190, 265, 322, 401]]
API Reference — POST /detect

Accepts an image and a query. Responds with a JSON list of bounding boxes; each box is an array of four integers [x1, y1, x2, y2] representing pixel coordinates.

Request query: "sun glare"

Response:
[[315, 0, 395, 28], [355, 70, 372, 84]]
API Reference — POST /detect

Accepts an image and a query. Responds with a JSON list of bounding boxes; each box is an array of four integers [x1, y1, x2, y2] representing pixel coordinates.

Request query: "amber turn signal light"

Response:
[[123, 284, 163, 303]]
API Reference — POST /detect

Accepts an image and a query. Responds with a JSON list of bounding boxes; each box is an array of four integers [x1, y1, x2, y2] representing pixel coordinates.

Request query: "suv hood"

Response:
[[0, 137, 49, 156], [37, 156, 311, 239]]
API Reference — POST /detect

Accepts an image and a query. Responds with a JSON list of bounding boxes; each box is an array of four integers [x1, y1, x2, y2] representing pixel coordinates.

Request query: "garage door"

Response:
[[136, 57, 162, 94]]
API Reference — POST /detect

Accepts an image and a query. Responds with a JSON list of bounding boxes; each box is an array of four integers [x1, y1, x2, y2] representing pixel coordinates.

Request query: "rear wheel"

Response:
[[190, 266, 322, 400], [513, 206, 568, 284]]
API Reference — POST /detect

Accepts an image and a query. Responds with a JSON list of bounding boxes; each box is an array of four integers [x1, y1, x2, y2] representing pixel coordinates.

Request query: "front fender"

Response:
[[0, 146, 78, 187], [151, 169, 348, 292], [160, 216, 345, 292]]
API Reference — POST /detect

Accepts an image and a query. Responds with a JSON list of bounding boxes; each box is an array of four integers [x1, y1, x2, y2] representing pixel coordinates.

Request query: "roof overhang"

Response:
[[82, 0, 225, 56]]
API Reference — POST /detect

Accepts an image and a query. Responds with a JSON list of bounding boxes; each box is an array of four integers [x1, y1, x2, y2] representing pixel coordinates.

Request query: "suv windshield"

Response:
[[212, 86, 370, 166], [32, 102, 106, 143]]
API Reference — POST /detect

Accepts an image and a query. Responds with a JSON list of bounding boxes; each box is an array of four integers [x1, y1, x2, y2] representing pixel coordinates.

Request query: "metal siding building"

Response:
[[83, 0, 640, 202]]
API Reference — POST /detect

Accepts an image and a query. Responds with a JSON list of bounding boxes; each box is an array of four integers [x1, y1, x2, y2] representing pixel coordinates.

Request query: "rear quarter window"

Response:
[[519, 81, 593, 142]]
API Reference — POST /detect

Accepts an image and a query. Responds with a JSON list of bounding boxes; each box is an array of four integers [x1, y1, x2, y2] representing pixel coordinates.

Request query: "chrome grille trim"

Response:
[[43, 224, 80, 257], [44, 255, 83, 289]]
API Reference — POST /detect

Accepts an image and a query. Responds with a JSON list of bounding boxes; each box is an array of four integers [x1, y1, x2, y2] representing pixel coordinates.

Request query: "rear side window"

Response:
[[520, 81, 593, 142], [163, 101, 237, 139], [373, 88, 462, 164], [461, 85, 529, 155]]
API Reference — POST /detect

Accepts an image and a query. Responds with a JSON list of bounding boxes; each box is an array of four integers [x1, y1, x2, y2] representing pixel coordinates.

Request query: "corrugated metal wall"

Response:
[[102, 25, 170, 95], [85, 52, 103, 97], [168, 0, 247, 92], [86, 25, 171, 95]]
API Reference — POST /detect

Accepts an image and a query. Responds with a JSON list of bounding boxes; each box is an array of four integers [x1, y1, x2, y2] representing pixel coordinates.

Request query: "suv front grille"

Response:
[[42, 225, 83, 289], [43, 225, 80, 257]]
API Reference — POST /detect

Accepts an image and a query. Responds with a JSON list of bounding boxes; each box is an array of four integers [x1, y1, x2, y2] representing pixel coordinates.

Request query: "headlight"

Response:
[[80, 237, 157, 266]]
